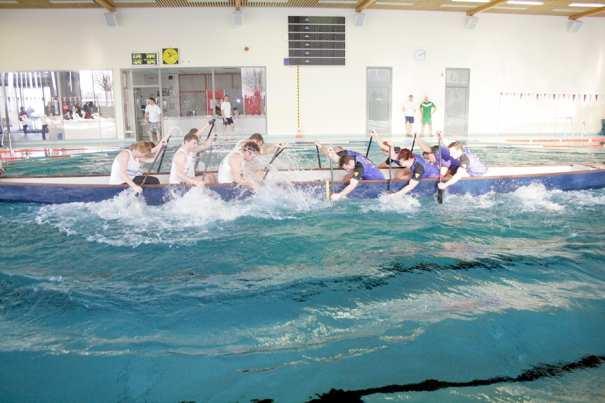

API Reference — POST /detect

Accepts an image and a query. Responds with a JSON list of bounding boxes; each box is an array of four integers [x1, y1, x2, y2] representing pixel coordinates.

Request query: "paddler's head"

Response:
[[183, 130, 200, 152], [242, 141, 260, 161], [248, 133, 264, 147], [448, 142, 464, 159], [129, 141, 154, 159], [338, 155, 356, 173], [397, 148, 415, 168]]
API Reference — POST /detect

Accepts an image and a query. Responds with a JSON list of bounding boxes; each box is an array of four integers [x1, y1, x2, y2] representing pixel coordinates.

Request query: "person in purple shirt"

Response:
[[437, 141, 487, 191], [316, 142, 384, 201], [393, 148, 440, 196]]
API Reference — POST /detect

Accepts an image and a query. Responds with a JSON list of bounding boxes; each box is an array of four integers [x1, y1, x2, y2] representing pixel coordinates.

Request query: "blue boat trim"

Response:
[[1, 167, 604, 205]]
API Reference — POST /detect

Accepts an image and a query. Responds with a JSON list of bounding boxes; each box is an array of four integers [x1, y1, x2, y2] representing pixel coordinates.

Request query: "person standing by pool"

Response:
[[393, 148, 439, 195], [217, 140, 262, 191], [403, 94, 416, 136], [169, 129, 215, 186], [144, 97, 162, 143], [18, 107, 30, 139], [437, 141, 487, 191], [419, 96, 436, 136], [221, 95, 234, 132], [109, 138, 167, 194]]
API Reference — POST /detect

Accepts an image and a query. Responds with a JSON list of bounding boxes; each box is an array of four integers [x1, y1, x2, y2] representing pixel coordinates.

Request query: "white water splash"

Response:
[[365, 192, 421, 214], [36, 185, 325, 247], [511, 183, 565, 212]]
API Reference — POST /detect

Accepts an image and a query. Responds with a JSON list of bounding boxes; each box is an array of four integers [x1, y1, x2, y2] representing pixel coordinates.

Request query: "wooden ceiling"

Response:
[[1, 0, 604, 19]]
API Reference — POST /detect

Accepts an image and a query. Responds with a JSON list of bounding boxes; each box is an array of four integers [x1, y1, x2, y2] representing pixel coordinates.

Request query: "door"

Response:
[[444, 68, 470, 138], [133, 87, 159, 141], [367, 67, 392, 135]]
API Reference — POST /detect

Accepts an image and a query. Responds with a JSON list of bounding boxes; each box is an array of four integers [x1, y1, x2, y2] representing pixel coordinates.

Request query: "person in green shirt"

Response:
[[419, 96, 436, 136]]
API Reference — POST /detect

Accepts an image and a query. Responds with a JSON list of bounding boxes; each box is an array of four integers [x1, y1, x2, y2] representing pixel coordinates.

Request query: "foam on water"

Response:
[[35, 184, 325, 247]]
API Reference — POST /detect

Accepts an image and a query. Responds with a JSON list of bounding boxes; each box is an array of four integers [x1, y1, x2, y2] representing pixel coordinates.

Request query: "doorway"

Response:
[[444, 68, 470, 138], [367, 67, 392, 135]]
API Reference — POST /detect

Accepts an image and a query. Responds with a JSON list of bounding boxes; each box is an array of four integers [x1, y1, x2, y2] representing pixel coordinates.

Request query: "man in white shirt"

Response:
[[403, 94, 416, 136], [220, 95, 234, 132], [144, 97, 162, 142]]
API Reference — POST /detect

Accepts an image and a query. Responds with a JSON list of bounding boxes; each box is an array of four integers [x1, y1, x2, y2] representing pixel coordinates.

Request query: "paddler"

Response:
[[217, 140, 262, 191], [169, 129, 215, 186], [108, 137, 168, 194], [316, 142, 384, 201], [437, 141, 487, 191]]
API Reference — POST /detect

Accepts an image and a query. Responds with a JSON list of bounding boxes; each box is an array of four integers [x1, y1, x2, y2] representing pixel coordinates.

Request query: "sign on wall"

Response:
[[284, 16, 345, 66], [162, 48, 180, 65], [131, 52, 158, 65]]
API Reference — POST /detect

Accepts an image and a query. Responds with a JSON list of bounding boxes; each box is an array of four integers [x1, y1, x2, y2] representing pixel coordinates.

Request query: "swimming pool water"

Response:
[[1, 144, 604, 402]]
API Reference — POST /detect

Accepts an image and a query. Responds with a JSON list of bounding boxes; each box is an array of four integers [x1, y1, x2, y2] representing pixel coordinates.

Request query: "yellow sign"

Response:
[[162, 48, 179, 65]]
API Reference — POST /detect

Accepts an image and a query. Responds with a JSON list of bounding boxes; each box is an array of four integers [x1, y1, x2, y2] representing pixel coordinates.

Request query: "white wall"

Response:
[[1, 8, 604, 139]]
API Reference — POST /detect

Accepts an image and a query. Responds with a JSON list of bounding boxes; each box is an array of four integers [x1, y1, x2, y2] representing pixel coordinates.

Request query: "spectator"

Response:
[[403, 94, 416, 137], [144, 97, 162, 143], [18, 107, 30, 139], [221, 95, 234, 132], [419, 96, 436, 136]]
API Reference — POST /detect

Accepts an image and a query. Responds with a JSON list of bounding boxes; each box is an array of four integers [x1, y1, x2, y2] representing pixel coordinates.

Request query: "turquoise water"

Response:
[[1, 145, 605, 402]]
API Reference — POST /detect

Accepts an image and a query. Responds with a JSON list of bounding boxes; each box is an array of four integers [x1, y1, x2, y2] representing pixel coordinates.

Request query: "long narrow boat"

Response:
[[0, 163, 604, 205]]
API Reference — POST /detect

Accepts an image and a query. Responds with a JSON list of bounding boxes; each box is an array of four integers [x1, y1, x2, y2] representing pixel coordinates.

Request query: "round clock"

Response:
[[162, 48, 179, 65], [414, 49, 426, 61]]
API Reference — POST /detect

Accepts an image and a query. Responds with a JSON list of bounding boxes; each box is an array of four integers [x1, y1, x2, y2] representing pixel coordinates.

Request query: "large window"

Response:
[[0, 70, 116, 142], [122, 67, 266, 141]]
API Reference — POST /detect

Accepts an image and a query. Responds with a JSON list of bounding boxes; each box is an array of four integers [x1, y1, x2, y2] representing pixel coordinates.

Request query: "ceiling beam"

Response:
[[235, 0, 241, 10], [355, 0, 376, 13], [466, 0, 506, 16], [569, 6, 605, 20], [95, 0, 116, 11]]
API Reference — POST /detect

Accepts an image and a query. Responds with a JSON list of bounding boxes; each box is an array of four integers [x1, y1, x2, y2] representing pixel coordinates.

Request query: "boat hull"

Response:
[[1, 167, 604, 205]]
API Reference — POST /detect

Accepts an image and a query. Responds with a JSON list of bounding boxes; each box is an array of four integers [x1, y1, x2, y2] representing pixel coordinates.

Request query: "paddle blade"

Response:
[[437, 188, 444, 204]]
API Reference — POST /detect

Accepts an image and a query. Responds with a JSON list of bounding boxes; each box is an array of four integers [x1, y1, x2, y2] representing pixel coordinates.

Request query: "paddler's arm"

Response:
[[193, 136, 213, 153], [331, 177, 359, 201], [417, 136, 432, 154], [262, 142, 287, 155], [438, 166, 467, 190], [231, 154, 257, 191], [395, 165, 423, 195], [314, 142, 339, 163], [118, 151, 142, 194]]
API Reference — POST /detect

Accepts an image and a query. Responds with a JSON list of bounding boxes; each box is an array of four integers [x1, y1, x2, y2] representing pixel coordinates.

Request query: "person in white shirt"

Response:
[[403, 94, 416, 136], [217, 141, 262, 191], [144, 97, 162, 143], [220, 95, 234, 131], [169, 129, 215, 186], [108, 138, 168, 194]]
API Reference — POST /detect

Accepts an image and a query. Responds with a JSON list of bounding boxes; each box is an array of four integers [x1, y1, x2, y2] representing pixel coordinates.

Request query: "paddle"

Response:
[[437, 135, 444, 204], [365, 132, 374, 158], [315, 144, 322, 169], [262, 145, 287, 181], [387, 144, 392, 191], [410, 133, 417, 153], [194, 118, 217, 174]]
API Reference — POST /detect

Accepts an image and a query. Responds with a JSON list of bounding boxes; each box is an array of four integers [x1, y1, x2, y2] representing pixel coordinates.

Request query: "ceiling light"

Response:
[[507, 0, 543, 4], [451, 0, 489, 2], [48, 0, 94, 3], [441, 3, 473, 7], [568, 2, 604, 7], [0, 0, 19, 3]]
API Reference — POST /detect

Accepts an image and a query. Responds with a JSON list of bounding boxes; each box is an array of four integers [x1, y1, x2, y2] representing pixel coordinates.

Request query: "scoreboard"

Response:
[[131, 52, 158, 65], [285, 16, 345, 66]]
